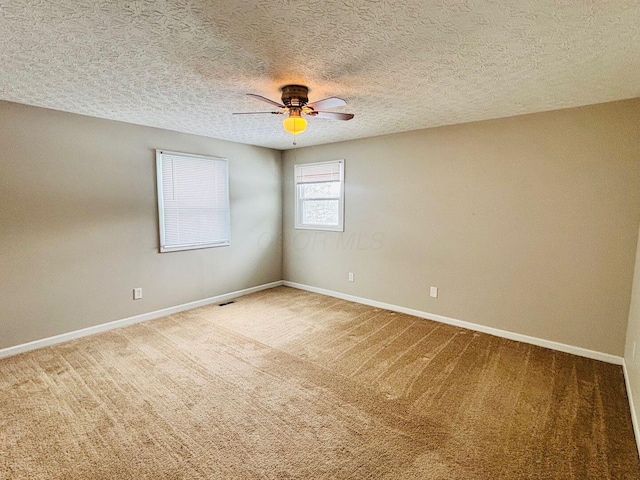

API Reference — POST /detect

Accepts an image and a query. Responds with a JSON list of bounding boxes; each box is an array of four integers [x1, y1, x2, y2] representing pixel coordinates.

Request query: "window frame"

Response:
[[294, 159, 345, 232], [156, 149, 230, 253]]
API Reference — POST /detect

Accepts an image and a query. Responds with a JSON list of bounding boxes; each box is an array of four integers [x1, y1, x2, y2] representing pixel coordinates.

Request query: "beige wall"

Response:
[[283, 99, 640, 357], [3, 98, 640, 358], [625, 226, 640, 440], [0, 101, 282, 350]]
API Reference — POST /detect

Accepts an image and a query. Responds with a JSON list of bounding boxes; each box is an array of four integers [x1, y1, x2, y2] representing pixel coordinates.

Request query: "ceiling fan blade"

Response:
[[246, 93, 285, 108], [307, 97, 347, 110], [312, 111, 354, 121], [232, 111, 283, 115]]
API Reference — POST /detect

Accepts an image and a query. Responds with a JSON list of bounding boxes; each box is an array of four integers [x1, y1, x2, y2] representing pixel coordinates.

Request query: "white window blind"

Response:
[[295, 162, 341, 184], [294, 160, 344, 231], [156, 150, 230, 252]]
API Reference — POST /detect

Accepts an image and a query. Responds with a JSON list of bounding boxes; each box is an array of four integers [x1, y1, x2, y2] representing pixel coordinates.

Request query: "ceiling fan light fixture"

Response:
[[237, 85, 353, 139], [283, 111, 307, 135]]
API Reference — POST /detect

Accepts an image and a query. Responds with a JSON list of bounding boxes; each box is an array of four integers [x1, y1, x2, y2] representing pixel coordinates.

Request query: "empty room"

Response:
[[1, 1, 640, 479]]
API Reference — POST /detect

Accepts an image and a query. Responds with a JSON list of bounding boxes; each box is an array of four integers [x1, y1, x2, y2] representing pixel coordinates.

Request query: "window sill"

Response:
[[294, 225, 344, 232]]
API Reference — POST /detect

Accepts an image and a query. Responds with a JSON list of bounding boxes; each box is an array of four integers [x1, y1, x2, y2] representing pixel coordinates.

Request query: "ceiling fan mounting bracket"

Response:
[[280, 84, 309, 108]]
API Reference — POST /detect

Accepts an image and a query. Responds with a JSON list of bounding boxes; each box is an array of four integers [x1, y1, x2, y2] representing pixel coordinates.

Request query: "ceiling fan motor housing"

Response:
[[281, 85, 309, 108]]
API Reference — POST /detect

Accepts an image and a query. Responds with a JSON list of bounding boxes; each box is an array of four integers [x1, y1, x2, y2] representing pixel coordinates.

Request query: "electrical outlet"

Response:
[[348, 272, 354, 282], [430, 286, 438, 298], [133, 288, 143, 300]]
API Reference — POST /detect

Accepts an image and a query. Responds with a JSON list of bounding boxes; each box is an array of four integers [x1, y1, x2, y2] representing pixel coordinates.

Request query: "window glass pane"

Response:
[[294, 160, 344, 231], [300, 182, 340, 199], [302, 199, 339, 226]]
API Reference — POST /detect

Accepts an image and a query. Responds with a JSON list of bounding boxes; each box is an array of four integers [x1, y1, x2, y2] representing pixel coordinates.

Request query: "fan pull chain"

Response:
[[293, 118, 297, 145]]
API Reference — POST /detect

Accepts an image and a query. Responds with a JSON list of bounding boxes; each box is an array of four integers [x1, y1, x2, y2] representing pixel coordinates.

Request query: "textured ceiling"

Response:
[[1, 1, 639, 150]]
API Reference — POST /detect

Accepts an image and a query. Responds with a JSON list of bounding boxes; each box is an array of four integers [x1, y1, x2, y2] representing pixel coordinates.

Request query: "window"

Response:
[[295, 160, 344, 231], [156, 150, 230, 252]]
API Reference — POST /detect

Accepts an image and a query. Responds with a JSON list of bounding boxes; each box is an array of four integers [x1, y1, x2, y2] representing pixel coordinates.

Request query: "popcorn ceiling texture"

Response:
[[1, 0, 639, 150]]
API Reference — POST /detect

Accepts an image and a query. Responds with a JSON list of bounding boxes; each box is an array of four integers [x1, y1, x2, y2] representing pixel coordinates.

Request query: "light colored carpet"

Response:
[[1, 286, 638, 479]]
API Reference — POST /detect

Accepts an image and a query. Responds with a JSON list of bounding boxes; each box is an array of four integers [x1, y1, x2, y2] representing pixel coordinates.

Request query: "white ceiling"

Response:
[[1, 1, 639, 150]]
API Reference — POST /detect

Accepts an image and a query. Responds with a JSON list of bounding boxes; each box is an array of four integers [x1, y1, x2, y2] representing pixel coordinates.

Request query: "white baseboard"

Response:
[[623, 360, 640, 458], [0, 278, 624, 366], [0, 281, 283, 360], [282, 281, 623, 366]]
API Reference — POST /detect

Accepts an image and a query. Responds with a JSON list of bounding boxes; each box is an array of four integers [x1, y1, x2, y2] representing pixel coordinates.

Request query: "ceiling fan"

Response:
[[233, 84, 354, 137]]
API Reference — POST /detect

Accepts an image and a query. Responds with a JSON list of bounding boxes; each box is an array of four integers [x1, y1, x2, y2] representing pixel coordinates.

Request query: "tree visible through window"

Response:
[[295, 160, 344, 231]]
